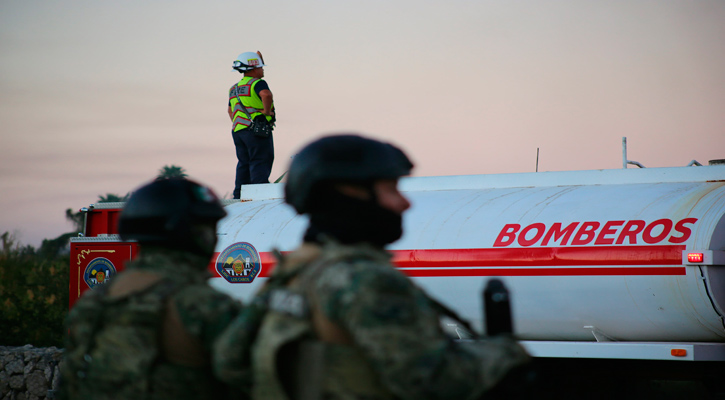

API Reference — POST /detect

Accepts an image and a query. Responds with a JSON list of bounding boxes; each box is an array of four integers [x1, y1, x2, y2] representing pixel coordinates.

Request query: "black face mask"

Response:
[[304, 189, 403, 247]]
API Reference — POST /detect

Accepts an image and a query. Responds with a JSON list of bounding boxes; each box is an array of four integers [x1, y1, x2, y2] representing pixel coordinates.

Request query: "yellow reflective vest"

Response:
[[229, 77, 273, 132]]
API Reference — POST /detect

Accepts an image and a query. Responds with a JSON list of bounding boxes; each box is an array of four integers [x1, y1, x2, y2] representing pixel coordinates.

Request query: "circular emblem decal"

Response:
[[83, 257, 117, 289], [216, 242, 261, 283]]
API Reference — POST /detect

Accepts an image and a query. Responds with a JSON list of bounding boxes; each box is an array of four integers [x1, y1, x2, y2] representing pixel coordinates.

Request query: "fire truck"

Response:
[[70, 161, 725, 394]]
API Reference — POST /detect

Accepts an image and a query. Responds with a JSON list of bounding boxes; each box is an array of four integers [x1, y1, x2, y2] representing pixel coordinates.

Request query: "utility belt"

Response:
[[246, 115, 273, 138]]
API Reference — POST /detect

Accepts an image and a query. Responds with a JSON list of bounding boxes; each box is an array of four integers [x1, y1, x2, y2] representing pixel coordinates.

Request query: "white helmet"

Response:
[[232, 51, 266, 72]]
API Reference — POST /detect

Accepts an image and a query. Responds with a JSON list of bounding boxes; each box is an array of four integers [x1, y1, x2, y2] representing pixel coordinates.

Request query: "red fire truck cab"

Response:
[[68, 202, 137, 308]]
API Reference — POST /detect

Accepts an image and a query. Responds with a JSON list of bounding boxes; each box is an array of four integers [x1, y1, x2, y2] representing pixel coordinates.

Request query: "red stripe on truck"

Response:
[[393, 245, 686, 276], [398, 266, 684, 277], [391, 245, 684, 268], [209, 244, 686, 278]]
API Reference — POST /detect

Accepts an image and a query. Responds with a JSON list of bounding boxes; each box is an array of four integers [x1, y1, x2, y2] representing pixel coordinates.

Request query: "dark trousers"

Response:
[[232, 129, 274, 198]]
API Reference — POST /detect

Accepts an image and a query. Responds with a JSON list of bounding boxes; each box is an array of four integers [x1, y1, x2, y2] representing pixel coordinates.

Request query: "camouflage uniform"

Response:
[[215, 240, 530, 400], [60, 246, 242, 400]]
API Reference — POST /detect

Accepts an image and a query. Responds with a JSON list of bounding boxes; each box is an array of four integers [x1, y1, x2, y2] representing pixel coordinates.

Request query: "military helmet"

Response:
[[284, 134, 413, 214], [118, 178, 227, 245]]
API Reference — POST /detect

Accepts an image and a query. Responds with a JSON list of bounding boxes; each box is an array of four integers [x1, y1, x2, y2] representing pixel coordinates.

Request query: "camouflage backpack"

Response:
[[212, 253, 307, 392], [213, 247, 479, 399], [60, 279, 180, 400]]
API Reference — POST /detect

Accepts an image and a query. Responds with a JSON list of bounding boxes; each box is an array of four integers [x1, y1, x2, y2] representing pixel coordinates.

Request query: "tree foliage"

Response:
[[98, 193, 129, 203], [0, 232, 69, 347], [65, 208, 84, 234], [157, 165, 188, 180]]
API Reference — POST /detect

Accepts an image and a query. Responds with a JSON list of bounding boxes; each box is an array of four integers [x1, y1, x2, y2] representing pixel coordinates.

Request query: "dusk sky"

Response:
[[2, 0, 724, 248]]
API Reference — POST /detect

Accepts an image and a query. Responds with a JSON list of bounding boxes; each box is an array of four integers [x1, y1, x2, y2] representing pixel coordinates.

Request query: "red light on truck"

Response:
[[671, 349, 687, 357], [687, 253, 704, 263]]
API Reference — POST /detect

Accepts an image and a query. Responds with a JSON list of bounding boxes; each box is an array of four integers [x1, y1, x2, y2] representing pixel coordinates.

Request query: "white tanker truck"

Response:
[[70, 162, 725, 395]]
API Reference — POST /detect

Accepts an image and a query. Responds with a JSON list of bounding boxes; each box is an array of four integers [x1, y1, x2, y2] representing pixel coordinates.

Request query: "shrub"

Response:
[[0, 232, 69, 347]]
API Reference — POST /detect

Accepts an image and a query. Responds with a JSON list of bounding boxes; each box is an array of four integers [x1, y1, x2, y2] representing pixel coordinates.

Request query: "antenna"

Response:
[[536, 148, 540, 172], [622, 137, 645, 168]]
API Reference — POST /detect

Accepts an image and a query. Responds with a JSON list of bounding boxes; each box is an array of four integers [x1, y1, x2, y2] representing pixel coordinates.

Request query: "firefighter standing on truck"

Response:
[[58, 178, 243, 400], [213, 134, 531, 400], [229, 50, 276, 199]]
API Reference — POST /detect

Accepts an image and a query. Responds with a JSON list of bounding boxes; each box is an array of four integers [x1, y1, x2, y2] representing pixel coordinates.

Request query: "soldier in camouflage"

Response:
[[59, 178, 243, 400], [214, 134, 531, 400]]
